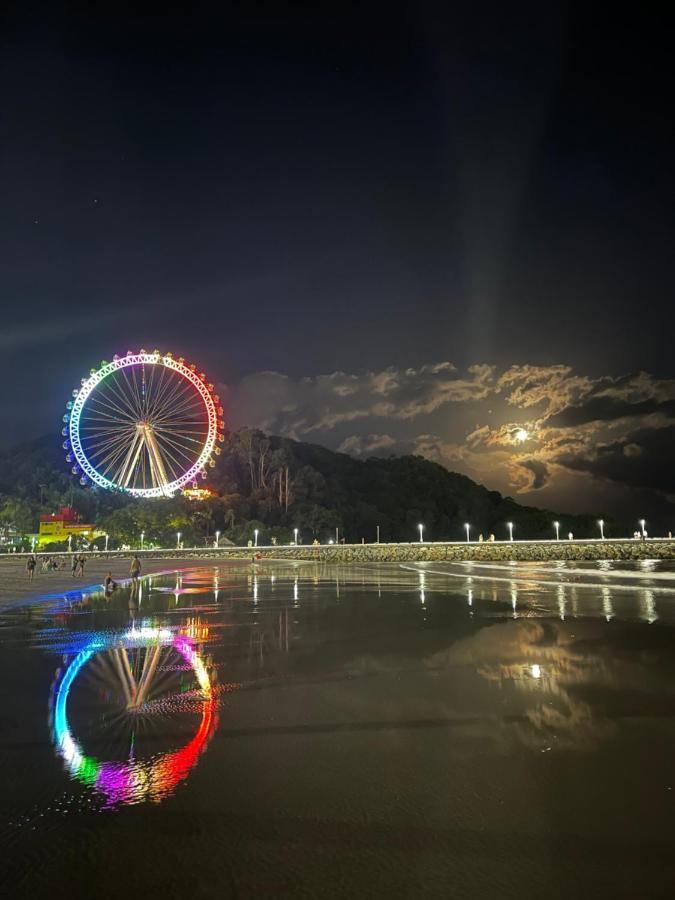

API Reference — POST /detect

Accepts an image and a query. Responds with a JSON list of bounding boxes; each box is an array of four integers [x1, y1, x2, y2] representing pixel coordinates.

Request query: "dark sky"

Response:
[[1, 3, 673, 517]]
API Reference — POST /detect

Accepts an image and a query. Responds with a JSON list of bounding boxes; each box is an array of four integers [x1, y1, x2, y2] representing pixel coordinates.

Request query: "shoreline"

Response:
[[2, 540, 674, 609]]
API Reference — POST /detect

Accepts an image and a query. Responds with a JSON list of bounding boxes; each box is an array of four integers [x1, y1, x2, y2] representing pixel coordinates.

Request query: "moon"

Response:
[[515, 429, 529, 442]]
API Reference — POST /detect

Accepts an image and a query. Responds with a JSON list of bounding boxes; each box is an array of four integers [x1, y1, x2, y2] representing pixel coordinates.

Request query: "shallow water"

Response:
[[1, 559, 675, 898]]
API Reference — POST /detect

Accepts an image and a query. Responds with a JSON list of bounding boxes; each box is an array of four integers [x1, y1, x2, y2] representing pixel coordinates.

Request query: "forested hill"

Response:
[[0, 429, 603, 545]]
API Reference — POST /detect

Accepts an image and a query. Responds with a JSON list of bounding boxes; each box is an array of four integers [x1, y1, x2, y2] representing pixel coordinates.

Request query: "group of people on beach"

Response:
[[24, 555, 64, 579], [25, 553, 82, 579], [26, 553, 143, 589]]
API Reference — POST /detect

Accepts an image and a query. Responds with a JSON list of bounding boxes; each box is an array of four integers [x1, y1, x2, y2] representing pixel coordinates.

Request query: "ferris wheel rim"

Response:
[[67, 352, 219, 497]]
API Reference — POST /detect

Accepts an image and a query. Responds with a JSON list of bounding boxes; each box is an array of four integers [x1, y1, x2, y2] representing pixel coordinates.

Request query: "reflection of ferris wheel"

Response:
[[50, 627, 218, 807], [63, 350, 224, 497]]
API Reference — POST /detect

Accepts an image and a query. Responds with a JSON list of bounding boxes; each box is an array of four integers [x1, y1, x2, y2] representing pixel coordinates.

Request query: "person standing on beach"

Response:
[[76, 554, 86, 576], [71, 553, 78, 577], [130, 555, 142, 580], [26, 555, 36, 581]]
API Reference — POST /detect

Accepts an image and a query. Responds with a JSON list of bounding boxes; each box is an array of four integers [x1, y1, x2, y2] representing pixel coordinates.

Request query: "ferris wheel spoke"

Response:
[[145, 365, 186, 420], [126, 364, 146, 415], [101, 373, 143, 419], [100, 439, 141, 482], [86, 436, 137, 461], [80, 424, 137, 438], [115, 430, 146, 487], [154, 428, 205, 454], [153, 388, 205, 420], [153, 441, 183, 485], [141, 362, 160, 419], [155, 434, 199, 466], [150, 420, 207, 428], [118, 367, 145, 419], [85, 431, 138, 457], [152, 375, 200, 420], [156, 429, 208, 443], [144, 364, 172, 420], [96, 375, 143, 421], [95, 431, 140, 469], [154, 432, 201, 468], [84, 390, 139, 424], [84, 395, 137, 424], [80, 414, 137, 430], [155, 425, 208, 443]]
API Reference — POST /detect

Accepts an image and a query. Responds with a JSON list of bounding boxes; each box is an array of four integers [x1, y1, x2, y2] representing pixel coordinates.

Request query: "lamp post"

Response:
[[140, 531, 145, 550], [554, 521, 560, 541], [418, 523, 424, 543], [599, 519, 605, 540], [376, 525, 380, 544], [215, 529, 220, 549], [294, 527, 298, 546], [464, 522, 470, 543], [104, 533, 109, 552], [31, 536, 36, 553], [254, 528, 259, 547], [640, 519, 646, 537], [176, 531, 181, 549], [67, 534, 72, 552], [507, 522, 514, 542]]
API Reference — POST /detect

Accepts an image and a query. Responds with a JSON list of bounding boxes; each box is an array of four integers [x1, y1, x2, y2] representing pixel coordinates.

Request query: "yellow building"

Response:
[[38, 507, 102, 547]]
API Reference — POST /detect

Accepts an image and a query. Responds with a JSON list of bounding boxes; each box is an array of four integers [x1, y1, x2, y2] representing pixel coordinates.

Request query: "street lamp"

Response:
[[376, 525, 380, 544], [598, 519, 605, 540], [176, 531, 181, 549], [254, 528, 259, 547], [507, 522, 514, 542], [140, 531, 145, 550], [640, 518, 646, 537], [67, 534, 72, 552], [464, 522, 470, 543], [294, 527, 298, 545], [554, 521, 560, 541], [31, 536, 36, 553], [418, 523, 424, 543], [104, 533, 109, 552], [215, 529, 220, 548]]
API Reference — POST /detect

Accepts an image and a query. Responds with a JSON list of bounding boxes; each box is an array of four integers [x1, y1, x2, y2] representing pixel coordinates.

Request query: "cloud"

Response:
[[558, 425, 675, 496], [226, 362, 495, 435], [227, 359, 675, 513], [513, 458, 550, 491], [337, 434, 399, 456]]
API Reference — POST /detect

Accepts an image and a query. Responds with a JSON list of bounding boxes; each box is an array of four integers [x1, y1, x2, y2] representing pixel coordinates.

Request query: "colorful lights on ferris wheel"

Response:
[[63, 349, 222, 497]]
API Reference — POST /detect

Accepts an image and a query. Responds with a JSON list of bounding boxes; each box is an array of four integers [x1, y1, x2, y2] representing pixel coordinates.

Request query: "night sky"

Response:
[[1, 5, 673, 520]]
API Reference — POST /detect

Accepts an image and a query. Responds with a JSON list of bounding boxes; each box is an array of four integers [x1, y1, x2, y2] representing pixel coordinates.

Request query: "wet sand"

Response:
[[1, 560, 675, 898], [0, 555, 231, 607]]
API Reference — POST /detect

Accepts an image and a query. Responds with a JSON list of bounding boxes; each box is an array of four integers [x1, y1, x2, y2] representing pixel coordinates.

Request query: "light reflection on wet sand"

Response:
[[1, 559, 675, 898]]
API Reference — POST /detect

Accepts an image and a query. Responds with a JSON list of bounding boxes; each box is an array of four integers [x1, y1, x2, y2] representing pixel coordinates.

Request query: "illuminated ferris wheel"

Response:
[[63, 350, 224, 497]]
